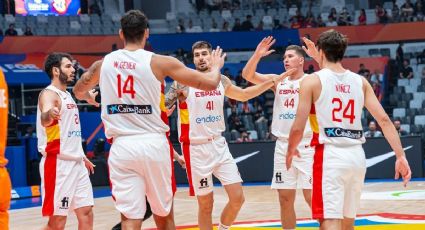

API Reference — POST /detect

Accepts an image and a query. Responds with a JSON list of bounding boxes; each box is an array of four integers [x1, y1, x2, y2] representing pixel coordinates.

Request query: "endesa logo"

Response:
[[195, 115, 222, 124], [107, 104, 152, 115], [279, 112, 296, 120], [324, 127, 363, 139], [67, 130, 82, 137]]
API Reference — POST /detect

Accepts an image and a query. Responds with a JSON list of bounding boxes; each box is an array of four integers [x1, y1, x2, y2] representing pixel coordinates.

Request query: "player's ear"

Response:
[[144, 28, 150, 40], [119, 29, 124, 41]]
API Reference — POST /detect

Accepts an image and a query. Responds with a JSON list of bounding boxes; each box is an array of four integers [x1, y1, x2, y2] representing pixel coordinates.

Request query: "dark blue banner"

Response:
[[149, 29, 301, 52]]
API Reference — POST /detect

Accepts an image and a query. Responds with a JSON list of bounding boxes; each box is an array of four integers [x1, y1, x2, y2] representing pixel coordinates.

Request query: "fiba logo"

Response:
[[0, 89, 6, 108], [199, 178, 209, 189]]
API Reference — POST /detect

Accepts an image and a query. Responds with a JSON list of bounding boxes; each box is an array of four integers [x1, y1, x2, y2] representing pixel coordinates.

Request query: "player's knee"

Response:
[[279, 193, 293, 204], [198, 201, 214, 214], [85, 208, 93, 221], [229, 192, 245, 209]]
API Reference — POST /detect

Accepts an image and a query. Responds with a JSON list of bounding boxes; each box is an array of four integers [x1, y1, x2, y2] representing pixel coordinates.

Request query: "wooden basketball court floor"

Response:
[[9, 181, 425, 229]]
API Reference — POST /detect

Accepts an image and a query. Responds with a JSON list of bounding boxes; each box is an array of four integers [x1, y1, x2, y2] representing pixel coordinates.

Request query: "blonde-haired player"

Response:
[[242, 37, 313, 230]]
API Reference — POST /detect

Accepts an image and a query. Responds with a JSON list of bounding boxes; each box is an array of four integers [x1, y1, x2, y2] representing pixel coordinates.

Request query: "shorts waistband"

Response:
[[42, 153, 84, 162], [184, 135, 222, 145], [114, 133, 166, 141]]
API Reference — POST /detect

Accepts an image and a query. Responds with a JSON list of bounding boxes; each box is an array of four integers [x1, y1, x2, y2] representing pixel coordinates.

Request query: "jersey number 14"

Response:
[[117, 75, 136, 99]]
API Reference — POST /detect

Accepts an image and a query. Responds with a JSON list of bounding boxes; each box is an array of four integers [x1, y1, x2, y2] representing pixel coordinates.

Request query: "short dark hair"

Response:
[[285, 45, 306, 58], [316, 29, 347, 63], [192, 41, 212, 54], [120, 10, 148, 43], [44, 52, 73, 79]]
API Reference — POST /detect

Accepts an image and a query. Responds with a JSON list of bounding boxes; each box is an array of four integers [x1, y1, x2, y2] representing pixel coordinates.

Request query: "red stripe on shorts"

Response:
[[312, 143, 324, 219], [167, 136, 177, 195], [182, 143, 195, 196], [42, 154, 57, 216]]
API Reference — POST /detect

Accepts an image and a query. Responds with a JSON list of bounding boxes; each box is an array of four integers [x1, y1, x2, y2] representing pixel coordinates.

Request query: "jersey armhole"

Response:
[[312, 74, 324, 105]]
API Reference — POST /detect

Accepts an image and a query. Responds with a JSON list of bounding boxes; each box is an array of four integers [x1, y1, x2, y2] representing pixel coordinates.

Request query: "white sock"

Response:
[[218, 223, 230, 230]]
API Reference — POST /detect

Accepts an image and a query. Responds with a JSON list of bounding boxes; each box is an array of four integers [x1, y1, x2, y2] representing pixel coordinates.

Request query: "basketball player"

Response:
[[286, 30, 411, 230], [37, 53, 96, 230], [0, 69, 11, 230], [165, 41, 295, 230], [72, 10, 226, 229], [242, 37, 313, 230]]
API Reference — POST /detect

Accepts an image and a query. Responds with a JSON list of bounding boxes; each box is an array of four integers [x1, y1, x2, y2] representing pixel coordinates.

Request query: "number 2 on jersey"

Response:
[[332, 98, 355, 124], [117, 74, 136, 99]]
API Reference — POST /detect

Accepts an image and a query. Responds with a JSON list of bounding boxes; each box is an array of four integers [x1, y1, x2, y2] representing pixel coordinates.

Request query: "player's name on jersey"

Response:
[[324, 127, 363, 139], [107, 104, 152, 115], [335, 84, 351, 93], [113, 61, 136, 70], [195, 89, 222, 97]]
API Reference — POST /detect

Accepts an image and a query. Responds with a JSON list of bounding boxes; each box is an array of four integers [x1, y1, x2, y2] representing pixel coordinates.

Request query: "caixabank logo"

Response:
[[107, 104, 152, 115], [324, 127, 363, 139]]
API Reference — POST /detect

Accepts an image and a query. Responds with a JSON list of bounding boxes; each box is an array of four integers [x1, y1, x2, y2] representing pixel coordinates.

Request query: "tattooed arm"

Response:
[[165, 81, 179, 108], [165, 81, 188, 108], [73, 60, 102, 103]]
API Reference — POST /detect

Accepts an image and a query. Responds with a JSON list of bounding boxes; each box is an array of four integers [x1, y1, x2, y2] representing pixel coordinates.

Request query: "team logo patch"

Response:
[[107, 104, 152, 115], [59, 197, 69, 209], [275, 172, 284, 184], [199, 178, 209, 189], [324, 127, 363, 139]]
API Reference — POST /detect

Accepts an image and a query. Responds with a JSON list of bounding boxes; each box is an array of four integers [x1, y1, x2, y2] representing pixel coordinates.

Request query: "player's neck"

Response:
[[288, 69, 304, 81], [51, 80, 67, 92], [322, 60, 345, 73], [124, 40, 146, 51]]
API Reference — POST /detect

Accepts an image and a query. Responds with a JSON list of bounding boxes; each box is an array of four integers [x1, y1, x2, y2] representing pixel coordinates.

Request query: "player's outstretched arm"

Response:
[[73, 60, 102, 105], [225, 69, 296, 101], [286, 75, 317, 169], [242, 36, 279, 85], [363, 77, 411, 186], [38, 90, 61, 127], [153, 47, 225, 91]]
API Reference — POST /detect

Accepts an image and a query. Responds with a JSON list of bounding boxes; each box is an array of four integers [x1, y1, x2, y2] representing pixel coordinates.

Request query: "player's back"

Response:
[[100, 49, 169, 139], [314, 68, 365, 146]]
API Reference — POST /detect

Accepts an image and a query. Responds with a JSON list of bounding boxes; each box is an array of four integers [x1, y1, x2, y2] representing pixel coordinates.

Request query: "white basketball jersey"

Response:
[[271, 74, 312, 139], [100, 49, 169, 139], [178, 82, 225, 143], [37, 85, 84, 160], [314, 68, 365, 146]]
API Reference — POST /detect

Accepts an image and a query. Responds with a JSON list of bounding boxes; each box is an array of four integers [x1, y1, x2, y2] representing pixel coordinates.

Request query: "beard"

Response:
[[58, 70, 74, 85], [196, 65, 209, 72]]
